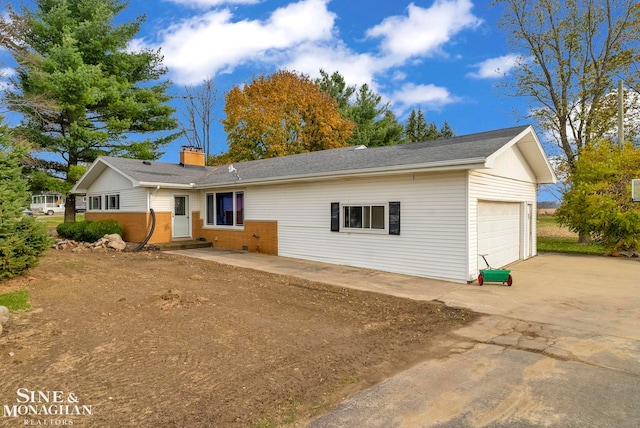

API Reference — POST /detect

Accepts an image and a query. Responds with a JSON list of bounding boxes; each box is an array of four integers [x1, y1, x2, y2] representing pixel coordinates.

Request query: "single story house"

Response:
[[72, 125, 556, 283]]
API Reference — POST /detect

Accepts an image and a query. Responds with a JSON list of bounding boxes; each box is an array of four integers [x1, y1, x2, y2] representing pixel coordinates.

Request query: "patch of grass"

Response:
[[537, 237, 607, 255], [537, 216, 607, 255], [36, 213, 85, 229], [537, 215, 559, 227], [0, 289, 31, 311]]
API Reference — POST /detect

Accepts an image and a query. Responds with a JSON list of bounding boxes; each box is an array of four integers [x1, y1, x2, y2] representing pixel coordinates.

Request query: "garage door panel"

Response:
[[478, 202, 520, 269]]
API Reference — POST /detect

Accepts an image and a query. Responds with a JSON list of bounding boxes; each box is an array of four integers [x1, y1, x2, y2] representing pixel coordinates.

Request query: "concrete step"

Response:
[[154, 240, 213, 251]]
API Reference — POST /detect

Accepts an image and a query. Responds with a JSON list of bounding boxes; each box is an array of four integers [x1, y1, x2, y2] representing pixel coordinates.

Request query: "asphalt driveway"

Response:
[[172, 249, 640, 427]]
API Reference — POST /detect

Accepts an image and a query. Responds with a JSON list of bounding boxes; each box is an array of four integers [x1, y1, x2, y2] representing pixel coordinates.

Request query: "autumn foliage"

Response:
[[222, 70, 354, 161], [556, 141, 640, 252]]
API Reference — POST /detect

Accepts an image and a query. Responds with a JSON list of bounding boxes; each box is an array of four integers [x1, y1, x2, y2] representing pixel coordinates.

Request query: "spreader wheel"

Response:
[[506, 275, 513, 287], [478, 273, 484, 286]]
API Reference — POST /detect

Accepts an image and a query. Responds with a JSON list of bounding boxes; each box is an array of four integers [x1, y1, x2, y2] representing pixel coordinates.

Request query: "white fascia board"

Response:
[[193, 158, 489, 189]]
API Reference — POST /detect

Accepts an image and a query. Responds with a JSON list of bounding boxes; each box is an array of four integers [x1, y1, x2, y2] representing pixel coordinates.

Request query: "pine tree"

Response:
[[1, 0, 179, 221], [0, 126, 50, 280], [405, 109, 455, 142], [439, 121, 455, 139], [316, 72, 404, 147]]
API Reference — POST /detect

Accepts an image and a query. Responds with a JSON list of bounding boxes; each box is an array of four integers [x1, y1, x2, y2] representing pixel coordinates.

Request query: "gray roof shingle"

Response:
[[100, 125, 530, 187]]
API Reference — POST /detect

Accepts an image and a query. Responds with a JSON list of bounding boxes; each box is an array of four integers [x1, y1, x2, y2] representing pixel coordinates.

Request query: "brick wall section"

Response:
[[86, 211, 278, 252], [192, 212, 278, 255], [85, 211, 172, 244]]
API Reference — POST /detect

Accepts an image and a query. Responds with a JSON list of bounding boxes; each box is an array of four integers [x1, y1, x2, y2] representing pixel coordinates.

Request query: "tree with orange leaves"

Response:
[[222, 70, 354, 162]]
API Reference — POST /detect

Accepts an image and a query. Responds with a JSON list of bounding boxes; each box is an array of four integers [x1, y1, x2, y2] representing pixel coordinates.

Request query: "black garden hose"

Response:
[[133, 208, 156, 252]]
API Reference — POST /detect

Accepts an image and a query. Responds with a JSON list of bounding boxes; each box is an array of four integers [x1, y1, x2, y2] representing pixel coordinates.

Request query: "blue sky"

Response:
[[3, 0, 544, 176]]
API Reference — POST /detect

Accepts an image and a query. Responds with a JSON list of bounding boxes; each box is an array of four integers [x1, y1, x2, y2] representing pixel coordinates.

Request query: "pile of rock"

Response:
[[0, 305, 8, 336], [612, 250, 640, 258], [52, 234, 128, 252]]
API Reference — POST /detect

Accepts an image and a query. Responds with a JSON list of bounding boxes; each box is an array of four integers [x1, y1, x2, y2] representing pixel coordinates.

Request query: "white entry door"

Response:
[[173, 195, 190, 238]]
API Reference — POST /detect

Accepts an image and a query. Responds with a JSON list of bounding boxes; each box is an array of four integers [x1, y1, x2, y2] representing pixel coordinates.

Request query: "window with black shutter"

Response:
[[330, 202, 340, 232]]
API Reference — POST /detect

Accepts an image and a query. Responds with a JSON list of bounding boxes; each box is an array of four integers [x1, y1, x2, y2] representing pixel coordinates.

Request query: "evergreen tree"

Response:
[[1, 0, 179, 221], [315, 69, 355, 111], [440, 121, 455, 139], [316, 72, 404, 147], [404, 108, 454, 142], [0, 126, 50, 280]]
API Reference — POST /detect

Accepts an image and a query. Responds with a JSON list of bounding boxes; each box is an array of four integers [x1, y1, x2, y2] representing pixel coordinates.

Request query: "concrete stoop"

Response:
[[154, 240, 213, 251]]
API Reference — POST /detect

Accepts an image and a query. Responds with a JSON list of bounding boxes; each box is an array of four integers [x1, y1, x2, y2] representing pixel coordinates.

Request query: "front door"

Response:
[[173, 195, 190, 238]]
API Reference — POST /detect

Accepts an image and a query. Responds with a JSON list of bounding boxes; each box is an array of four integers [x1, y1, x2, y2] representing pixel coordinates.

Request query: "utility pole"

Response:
[[618, 80, 625, 149]]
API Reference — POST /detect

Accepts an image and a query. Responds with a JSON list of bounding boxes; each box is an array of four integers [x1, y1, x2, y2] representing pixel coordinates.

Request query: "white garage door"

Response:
[[478, 201, 521, 269]]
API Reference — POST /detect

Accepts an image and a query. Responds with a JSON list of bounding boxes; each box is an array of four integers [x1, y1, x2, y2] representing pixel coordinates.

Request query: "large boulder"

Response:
[[0, 305, 9, 325], [96, 234, 127, 251], [0, 305, 9, 334]]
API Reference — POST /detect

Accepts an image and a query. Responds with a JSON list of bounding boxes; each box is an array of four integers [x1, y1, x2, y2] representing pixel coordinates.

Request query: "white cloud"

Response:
[[390, 82, 458, 114], [146, 0, 483, 114], [148, 0, 336, 84], [366, 0, 482, 63], [163, 0, 261, 8], [467, 54, 521, 79], [0, 67, 15, 91], [0, 67, 16, 78], [283, 42, 379, 89]]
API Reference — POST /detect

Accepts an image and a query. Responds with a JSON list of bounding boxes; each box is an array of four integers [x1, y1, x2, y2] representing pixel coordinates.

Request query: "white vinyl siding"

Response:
[[150, 189, 200, 214], [87, 188, 148, 212], [85, 168, 150, 212], [89, 168, 132, 192], [491, 145, 537, 182], [247, 171, 469, 283], [149, 189, 174, 212]]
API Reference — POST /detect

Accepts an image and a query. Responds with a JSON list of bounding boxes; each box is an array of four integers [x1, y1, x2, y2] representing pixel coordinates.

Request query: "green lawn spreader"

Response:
[[478, 254, 513, 286]]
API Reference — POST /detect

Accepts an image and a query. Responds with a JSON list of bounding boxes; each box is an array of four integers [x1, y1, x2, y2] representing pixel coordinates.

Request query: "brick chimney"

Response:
[[180, 146, 205, 167]]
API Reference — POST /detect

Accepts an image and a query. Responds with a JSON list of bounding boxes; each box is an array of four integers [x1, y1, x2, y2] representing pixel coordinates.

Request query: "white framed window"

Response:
[[89, 195, 102, 210], [331, 201, 400, 235], [343, 204, 386, 231], [205, 191, 244, 227], [105, 194, 120, 210]]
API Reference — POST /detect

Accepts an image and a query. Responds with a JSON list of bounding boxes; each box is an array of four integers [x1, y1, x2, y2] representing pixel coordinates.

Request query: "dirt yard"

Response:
[[0, 248, 476, 427]]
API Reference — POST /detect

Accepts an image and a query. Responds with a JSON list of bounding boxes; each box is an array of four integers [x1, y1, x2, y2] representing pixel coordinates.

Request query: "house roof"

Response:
[[72, 125, 556, 193]]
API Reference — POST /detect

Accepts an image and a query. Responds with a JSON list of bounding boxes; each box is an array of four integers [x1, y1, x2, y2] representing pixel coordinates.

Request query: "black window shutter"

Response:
[[389, 201, 400, 235], [330, 202, 340, 232]]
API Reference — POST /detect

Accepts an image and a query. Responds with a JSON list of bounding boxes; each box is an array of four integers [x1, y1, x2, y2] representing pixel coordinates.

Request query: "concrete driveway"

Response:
[[171, 249, 640, 427]]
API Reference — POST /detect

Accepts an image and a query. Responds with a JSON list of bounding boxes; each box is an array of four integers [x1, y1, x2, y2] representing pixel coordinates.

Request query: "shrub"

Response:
[[57, 220, 123, 242], [0, 217, 51, 280], [56, 221, 87, 241], [83, 220, 123, 242], [557, 141, 640, 252]]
